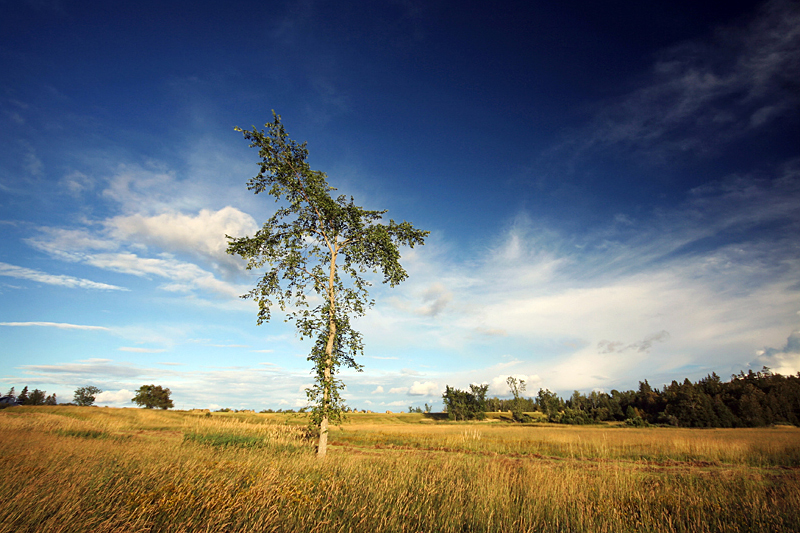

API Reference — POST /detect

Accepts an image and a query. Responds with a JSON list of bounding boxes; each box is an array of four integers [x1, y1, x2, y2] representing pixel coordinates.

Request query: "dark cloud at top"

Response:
[[583, 0, 799, 159]]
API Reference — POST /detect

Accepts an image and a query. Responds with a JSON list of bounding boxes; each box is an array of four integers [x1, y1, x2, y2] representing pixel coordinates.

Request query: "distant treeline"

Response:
[[444, 367, 800, 427]]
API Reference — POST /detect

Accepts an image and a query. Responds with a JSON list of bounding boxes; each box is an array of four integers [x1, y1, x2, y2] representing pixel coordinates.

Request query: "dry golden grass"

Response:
[[1, 406, 799, 532], [335, 416, 800, 466]]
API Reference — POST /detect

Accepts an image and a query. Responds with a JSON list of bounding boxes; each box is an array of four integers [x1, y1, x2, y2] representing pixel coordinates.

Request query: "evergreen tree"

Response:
[[27, 389, 46, 405]]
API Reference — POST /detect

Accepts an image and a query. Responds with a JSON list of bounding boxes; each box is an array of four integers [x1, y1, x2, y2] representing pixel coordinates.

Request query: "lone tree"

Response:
[[74, 386, 102, 406], [227, 112, 428, 458], [507, 376, 527, 422], [132, 385, 174, 409]]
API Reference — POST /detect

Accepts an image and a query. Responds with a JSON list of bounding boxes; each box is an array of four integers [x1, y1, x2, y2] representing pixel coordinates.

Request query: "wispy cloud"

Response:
[[577, 0, 800, 159], [118, 347, 167, 353], [0, 262, 126, 291], [21, 361, 149, 378], [210, 344, 250, 348], [0, 321, 109, 330], [356, 163, 800, 392]]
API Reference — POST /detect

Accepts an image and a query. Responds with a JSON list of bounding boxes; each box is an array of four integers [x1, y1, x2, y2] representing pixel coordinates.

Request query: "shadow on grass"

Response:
[[422, 413, 449, 421]]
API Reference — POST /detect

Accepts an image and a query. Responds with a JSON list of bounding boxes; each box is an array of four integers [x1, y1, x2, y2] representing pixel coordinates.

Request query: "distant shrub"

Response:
[[624, 416, 650, 428]]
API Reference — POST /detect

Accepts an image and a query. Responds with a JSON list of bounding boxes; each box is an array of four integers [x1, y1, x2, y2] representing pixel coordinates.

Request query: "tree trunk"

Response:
[[318, 414, 328, 457], [317, 250, 338, 459]]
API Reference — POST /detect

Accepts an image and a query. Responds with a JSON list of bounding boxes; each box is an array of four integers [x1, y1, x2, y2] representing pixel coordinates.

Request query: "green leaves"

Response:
[[228, 112, 428, 455]]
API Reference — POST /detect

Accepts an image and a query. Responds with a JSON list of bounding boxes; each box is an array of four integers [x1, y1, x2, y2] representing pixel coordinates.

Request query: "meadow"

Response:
[[1, 406, 799, 532]]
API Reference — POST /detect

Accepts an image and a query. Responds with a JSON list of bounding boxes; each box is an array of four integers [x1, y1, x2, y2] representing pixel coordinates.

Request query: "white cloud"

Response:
[[415, 283, 452, 317], [22, 140, 43, 176], [755, 329, 800, 376], [95, 389, 133, 406], [21, 361, 150, 379], [0, 262, 126, 291], [28, 242, 247, 299], [597, 331, 671, 354], [371, 386, 384, 394], [388, 387, 407, 394], [210, 344, 250, 348], [105, 207, 258, 276], [0, 321, 109, 331], [354, 165, 800, 394], [61, 170, 94, 196], [488, 374, 540, 396], [408, 381, 440, 396]]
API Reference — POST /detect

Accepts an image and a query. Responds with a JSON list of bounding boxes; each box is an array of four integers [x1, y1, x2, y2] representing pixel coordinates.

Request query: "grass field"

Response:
[[1, 406, 799, 532]]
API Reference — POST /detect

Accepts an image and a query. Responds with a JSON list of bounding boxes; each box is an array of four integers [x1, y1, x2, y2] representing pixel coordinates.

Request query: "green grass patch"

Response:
[[56, 429, 107, 439], [183, 432, 266, 449]]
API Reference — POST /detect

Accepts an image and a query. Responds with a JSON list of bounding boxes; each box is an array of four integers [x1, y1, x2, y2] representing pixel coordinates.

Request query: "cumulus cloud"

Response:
[[408, 381, 439, 396], [25, 206, 258, 300], [371, 386, 384, 394], [388, 387, 408, 394], [488, 374, 541, 396], [105, 207, 258, 276], [95, 389, 133, 406], [0, 262, 126, 291], [755, 328, 800, 375]]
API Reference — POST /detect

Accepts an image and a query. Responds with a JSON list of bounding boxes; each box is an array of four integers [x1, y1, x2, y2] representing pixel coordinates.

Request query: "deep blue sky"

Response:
[[1, 0, 798, 410]]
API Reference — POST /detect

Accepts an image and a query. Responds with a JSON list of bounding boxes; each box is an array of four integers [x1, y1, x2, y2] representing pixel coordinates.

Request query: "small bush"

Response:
[[624, 416, 650, 428]]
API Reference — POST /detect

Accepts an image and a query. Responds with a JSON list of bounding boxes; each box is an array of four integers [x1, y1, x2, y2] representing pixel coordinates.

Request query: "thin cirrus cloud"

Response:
[[20, 361, 150, 379], [0, 321, 110, 331], [0, 261, 126, 291], [576, 0, 800, 158], [26, 234, 247, 300]]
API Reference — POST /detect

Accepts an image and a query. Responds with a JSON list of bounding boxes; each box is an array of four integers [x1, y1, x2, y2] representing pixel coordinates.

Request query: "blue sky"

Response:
[[1, 0, 798, 410]]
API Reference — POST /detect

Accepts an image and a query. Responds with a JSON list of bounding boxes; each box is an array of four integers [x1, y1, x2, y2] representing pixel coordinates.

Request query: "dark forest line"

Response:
[[444, 367, 800, 427]]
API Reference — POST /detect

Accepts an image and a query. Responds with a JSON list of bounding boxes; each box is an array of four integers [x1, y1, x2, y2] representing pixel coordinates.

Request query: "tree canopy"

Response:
[[131, 385, 174, 410], [74, 386, 102, 407], [227, 112, 428, 457]]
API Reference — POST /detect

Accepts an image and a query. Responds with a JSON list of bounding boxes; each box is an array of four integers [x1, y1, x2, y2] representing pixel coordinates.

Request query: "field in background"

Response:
[[1, 407, 799, 533]]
